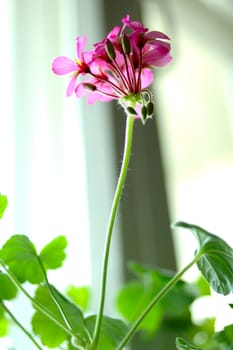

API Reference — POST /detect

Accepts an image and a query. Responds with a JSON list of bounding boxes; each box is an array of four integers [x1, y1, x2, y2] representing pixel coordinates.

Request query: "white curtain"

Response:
[[0, 0, 94, 288], [0, 1, 125, 347], [0, 1, 92, 347]]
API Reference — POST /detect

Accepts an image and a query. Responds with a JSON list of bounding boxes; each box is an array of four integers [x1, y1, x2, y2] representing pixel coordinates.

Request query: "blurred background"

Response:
[[0, 0, 232, 348]]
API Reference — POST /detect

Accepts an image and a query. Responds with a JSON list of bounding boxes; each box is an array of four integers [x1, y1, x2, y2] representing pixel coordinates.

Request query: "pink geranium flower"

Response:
[[52, 14, 172, 121], [52, 36, 91, 96]]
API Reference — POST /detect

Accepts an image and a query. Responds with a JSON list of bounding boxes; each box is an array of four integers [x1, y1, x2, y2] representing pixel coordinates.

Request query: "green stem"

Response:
[[91, 115, 135, 349], [37, 257, 91, 346], [0, 259, 77, 339], [116, 255, 201, 350], [38, 258, 74, 331], [1, 301, 43, 350]]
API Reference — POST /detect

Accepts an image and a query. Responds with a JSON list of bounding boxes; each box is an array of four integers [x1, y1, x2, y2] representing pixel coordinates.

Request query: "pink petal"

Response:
[[66, 74, 78, 96], [52, 57, 78, 75], [140, 68, 154, 89], [86, 92, 102, 104], [76, 36, 87, 60], [75, 82, 87, 98]]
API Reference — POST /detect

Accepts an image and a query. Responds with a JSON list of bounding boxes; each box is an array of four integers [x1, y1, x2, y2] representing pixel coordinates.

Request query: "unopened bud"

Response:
[[141, 105, 147, 122], [121, 35, 131, 55], [83, 83, 97, 91], [105, 39, 116, 60], [146, 101, 154, 116], [126, 106, 137, 115]]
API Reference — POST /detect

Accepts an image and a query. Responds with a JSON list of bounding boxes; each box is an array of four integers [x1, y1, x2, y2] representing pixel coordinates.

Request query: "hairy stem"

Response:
[[91, 115, 135, 349]]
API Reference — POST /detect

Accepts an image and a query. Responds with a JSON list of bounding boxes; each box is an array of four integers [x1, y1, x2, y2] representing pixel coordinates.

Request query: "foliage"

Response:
[[174, 222, 233, 295], [0, 191, 233, 350], [117, 262, 199, 337], [0, 194, 7, 219], [0, 12, 233, 350]]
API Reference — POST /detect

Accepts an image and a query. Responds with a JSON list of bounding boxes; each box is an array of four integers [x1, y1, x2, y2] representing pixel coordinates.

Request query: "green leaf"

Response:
[[0, 272, 18, 300], [48, 285, 90, 343], [0, 195, 7, 219], [0, 304, 9, 337], [84, 315, 128, 350], [0, 316, 9, 337], [213, 324, 233, 348], [0, 235, 44, 284], [39, 236, 67, 270], [32, 285, 90, 348], [176, 337, 203, 349], [32, 311, 67, 347], [117, 280, 163, 335], [117, 262, 198, 336], [194, 275, 211, 297], [174, 222, 233, 295], [0, 235, 68, 284], [66, 285, 90, 311]]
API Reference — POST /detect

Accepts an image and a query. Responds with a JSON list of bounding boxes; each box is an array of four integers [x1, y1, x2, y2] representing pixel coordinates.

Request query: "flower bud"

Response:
[[141, 105, 147, 122], [83, 83, 97, 91], [105, 39, 116, 60], [126, 106, 137, 115], [120, 34, 131, 55], [146, 101, 154, 116]]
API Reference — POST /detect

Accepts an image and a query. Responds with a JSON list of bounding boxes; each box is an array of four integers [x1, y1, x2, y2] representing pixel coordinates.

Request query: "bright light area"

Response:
[[0, 1, 15, 240], [144, 1, 233, 331], [191, 293, 233, 331], [0, 1, 92, 288], [0, 3, 92, 348]]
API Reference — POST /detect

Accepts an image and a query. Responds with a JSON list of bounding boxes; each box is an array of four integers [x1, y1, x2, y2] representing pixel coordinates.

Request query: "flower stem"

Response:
[[1, 300, 43, 350], [0, 258, 78, 339], [116, 255, 201, 349], [92, 115, 135, 349]]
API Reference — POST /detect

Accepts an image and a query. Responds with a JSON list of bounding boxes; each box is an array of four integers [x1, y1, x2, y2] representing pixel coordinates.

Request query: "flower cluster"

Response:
[[52, 14, 172, 121]]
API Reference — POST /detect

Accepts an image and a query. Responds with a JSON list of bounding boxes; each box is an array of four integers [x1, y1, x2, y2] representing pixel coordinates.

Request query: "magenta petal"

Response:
[[52, 57, 78, 75], [143, 44, 171, 66], [153, 53, 172, 67], [122, 14, 147, 32], [107, 26, 121, 39], [145, 50, 172, 67], [146, 31, 170, 40]]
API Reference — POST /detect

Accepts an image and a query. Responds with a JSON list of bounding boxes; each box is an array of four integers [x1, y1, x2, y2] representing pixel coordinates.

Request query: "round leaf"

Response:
[[85, 315, 128, 350], [0, 235, 44, 284], [117, 280, 162, 335], [0, 315, 9, 337], [0, 272, 18, 300], [0, 194, 7, 219], [66, 285, 90, 311], [32, 285, 90, 348], [39, 236, 67, 270]]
